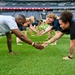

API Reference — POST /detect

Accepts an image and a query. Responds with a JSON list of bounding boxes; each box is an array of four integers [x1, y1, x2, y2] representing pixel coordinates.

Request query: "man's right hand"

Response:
[[37, 32, 42, 36], [33, 42, 44, 50]]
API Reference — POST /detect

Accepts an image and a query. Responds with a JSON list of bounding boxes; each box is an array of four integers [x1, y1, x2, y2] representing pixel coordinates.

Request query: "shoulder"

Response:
[[71, 18, 75, 26], [72, 18, 75, 22], [53, 18, 59, 24]]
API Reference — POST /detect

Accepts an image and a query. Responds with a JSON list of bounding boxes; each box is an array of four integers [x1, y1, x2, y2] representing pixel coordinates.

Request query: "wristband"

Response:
[[31, 42, 35, 46]]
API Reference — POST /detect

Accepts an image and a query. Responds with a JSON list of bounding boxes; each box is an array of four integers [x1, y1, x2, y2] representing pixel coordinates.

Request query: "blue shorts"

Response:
[[18, 26, 27, 31], [32, 20, 39, 26]]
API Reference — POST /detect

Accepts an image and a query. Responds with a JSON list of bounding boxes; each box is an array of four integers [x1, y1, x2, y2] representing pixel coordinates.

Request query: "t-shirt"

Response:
[[0, 15, 18, 36], [61, 18, 75, 40], [41, 11, 47, 20], [50, 18, 61, 31], [40, 24, 49, 30]]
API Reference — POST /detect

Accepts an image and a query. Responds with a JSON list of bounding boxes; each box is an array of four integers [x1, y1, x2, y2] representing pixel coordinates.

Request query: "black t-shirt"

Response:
[[61, 18, 75, 40], [50, 18, 61, 31]]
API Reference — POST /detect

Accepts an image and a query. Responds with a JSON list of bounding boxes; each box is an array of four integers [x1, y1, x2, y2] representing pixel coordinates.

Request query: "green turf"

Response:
[[0, 31, 75, 75]]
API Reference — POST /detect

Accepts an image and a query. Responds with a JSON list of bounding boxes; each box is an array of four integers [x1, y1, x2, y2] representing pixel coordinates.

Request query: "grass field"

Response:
[[0, 31, 75, 75]]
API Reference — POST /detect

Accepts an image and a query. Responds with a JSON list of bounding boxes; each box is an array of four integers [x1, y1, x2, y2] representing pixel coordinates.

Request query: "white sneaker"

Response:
[[63, 56, 72, 60], [17, 43, 22, 45], [50, 42, 57, 45]]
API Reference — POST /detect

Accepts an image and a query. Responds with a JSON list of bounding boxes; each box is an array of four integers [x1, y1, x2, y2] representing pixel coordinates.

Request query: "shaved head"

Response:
[[15, 14, 26, 26], [15, 14, 26, 20]]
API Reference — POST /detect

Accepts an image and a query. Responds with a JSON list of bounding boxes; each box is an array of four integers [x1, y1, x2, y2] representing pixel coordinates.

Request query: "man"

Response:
[[40, 8, 47, 21], [40, 8, 47, 25], [38, 13, 61, 45], [0, 14, 44, 54], [42, 11, 75, 60]]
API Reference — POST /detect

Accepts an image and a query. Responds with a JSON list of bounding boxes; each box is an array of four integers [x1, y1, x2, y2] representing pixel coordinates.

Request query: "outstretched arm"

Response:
[[12, 28, 44, 50], [29, 24, 38, 33], [38, 26, 53, 36], [42, 31, 64, 47]]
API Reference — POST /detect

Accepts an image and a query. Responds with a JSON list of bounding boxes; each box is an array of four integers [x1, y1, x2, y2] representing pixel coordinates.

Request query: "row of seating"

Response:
[[0, 10, 75, 20], [0, 1, 75, 6]]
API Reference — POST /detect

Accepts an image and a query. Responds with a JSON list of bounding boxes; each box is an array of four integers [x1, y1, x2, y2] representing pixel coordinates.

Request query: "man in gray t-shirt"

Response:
[[40, 8, 47, 21], [0, 14, 44, 54]]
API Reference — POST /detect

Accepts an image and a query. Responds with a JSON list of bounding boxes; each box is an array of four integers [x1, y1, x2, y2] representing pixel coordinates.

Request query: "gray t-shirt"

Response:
[[0, 15, 18, 36], [41, 11, 47, 20]]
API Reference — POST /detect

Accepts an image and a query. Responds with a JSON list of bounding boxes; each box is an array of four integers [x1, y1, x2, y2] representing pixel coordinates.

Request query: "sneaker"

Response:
[[50, 42, 57, 45], [17, 43, 22, 45], [63, 56, 72, 60]]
